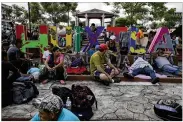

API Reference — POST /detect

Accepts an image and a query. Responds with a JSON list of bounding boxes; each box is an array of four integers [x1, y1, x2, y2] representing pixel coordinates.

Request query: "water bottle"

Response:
[[66, 97, 72, 110]]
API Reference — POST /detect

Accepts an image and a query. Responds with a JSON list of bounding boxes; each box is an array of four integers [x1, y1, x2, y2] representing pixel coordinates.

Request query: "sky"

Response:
[[3, 2, 183, 26]]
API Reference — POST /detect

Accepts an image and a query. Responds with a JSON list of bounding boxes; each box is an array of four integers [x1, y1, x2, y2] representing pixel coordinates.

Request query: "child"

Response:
[[88, 45, 96, 57]]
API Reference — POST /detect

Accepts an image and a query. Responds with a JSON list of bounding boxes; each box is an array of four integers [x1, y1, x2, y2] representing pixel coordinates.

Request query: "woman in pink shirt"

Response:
[[39, 47, 67, 84]]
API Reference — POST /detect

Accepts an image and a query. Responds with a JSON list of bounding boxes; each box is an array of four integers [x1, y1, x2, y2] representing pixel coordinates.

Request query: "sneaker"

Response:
[[42, 79, 48, 84], [99, 80, 110, 86], [151, 77, 159, 84], [60, 80, 66, 85], [123, 72, 134, 79], [113, 78, 121, 83], [102, 81, 110, 86]]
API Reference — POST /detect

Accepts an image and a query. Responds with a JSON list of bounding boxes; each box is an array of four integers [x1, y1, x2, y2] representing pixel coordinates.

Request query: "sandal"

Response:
[[60, 80, 66, 85], [42, 79, 48, 84]]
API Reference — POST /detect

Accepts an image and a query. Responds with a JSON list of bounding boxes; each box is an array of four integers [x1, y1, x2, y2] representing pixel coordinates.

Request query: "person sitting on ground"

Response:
[[7, 40, 33, 73], [153, 48, 182, 76], [31, 93, 79, 121], [88, 45, 96, 57], [42, 43, 54, 63], [123, 56, 159, 84], [2, 51, 21, 107], [106, 35, 121, 67], [136, 26, 144, 49], [90, 44, 120, 85], [27, 62, 40, 82], [39, 46, 67, 85], [172, 36, 179, 55], [90, 23, 97, 33]]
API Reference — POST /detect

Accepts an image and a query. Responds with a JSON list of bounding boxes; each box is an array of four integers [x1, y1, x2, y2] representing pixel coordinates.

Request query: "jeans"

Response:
[[132, 66, 156, 80], [39, 66, 66, 81], [162, 64, 181, 75]]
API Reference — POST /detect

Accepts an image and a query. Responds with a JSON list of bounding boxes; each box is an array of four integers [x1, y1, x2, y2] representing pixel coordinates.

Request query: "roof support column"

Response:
[[85, 13, 88, 26], [112, 16, 116, 27], [102, 14, 105, 27], [75, 16, 79, 26]]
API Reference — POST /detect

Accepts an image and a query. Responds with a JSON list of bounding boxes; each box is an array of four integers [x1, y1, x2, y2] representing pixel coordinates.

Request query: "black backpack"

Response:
[[154, 99, 182, 121], [12, 81, 39, 104], [52, 86, 72, 104], [71, 85, 97, 121]]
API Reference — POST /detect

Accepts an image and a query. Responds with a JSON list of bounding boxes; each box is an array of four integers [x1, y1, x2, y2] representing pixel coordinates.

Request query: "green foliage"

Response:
[[40, 2, 78, 25], [148, 2, 167, 21], [29, 2, 44, 23], [163, 8, 182, 28], [106, 2, 181, 28], [115, 17, 132, 27], [3, 6, 13, 19]]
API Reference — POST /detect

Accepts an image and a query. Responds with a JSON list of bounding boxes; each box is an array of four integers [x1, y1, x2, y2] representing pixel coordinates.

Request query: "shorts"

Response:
[[93, 67, 112, 80]]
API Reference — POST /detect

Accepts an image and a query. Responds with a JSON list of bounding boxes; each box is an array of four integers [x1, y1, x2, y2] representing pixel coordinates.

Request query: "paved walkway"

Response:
[[2, 81, 182, 121]]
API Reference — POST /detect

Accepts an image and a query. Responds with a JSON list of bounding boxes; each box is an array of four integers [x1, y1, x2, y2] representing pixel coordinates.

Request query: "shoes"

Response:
[[151, 77, 159, 84], [60, 80, 66, 85], [123, 72, 134, 79], [113, 78, 121, 83], [42, 79, 48, 84], [99, 80, 110, 86]]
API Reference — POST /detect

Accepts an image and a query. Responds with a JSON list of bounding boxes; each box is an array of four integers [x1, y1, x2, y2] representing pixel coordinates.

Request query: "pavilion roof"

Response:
[[74, 8, 117, 19]]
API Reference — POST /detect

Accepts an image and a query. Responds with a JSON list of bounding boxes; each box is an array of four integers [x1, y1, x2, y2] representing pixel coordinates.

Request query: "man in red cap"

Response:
[[90, 43, 120, 85]]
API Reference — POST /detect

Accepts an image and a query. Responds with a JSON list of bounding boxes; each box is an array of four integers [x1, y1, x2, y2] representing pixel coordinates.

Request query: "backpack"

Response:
[[71, 85, 97, 120], [154, 99, 182, 121], [12, 81, 39, 104], [52, 86, 72, 105]]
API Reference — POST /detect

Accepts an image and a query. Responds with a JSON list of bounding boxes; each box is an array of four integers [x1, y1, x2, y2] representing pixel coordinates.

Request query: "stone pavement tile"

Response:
[[113, 96, 132, 102], [101, 107, 116, 114], [114, 101, 128, 109], [126, 101, 145, 114], [131, 96, 149, 104], [115, 107, 134, 120], [1, 81, 182, 121], [91, 110, 104, 120], [144, 108, 163, 121], [133, 113, 149, 121], [102, 113, 118, 120]]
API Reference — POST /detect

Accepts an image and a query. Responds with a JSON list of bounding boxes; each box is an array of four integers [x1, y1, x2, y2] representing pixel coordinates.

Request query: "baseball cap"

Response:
[[38, 93, 64, 113], [99, 44, 108, 51]]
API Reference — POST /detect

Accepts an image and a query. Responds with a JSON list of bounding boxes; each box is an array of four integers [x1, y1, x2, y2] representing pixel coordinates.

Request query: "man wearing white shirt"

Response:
[[123, 56, 159, 84], [42, 43, 53, 63]]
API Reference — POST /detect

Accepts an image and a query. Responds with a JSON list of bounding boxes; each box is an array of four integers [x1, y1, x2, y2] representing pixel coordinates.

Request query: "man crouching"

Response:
[[90, 44, 120, 86]]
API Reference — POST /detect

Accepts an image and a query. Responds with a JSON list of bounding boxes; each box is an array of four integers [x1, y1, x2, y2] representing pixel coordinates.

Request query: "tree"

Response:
[[105, 3, 149, 25], [148, 2, 167, 21], [163, 8, 182, 28], [12, 4, 24, 21], [115, 17, 131, 27], [29, 2, 44, 24], [3, 6, 13, 20], [150, 22, 158, 29], [40, 2, 78, 25]]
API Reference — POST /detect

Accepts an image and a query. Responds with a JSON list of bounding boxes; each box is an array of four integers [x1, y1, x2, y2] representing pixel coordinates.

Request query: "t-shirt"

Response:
[[90, 51, 107, 75], [7, 46, 20, 61], [31, 108, 80, 121], [48, 54, 64, 67], [155, 56, 171, 68], [136, 30, 144, 39], [129, 57, 153, 72], [42, 50, 52, 60]]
